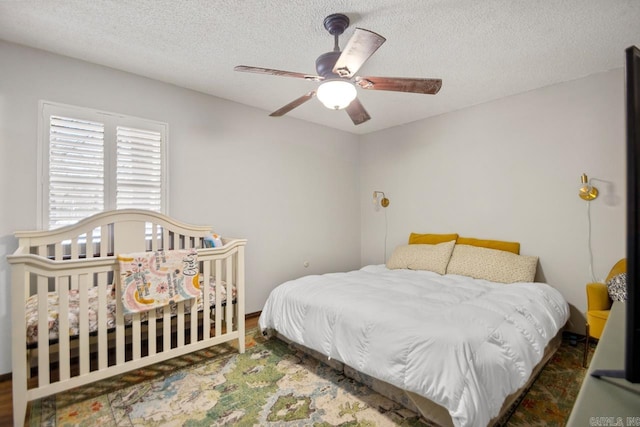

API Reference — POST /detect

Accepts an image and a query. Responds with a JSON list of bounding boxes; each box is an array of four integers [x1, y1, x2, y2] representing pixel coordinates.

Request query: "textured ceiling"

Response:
[[0, 0, 639, 134]]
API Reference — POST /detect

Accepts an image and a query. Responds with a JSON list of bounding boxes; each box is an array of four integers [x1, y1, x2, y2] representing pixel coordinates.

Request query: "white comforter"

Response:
[[259, 265, 569, 427]]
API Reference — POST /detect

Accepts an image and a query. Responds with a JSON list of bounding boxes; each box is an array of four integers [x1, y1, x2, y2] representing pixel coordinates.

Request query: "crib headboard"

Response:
[[11, 209, 230, 262]]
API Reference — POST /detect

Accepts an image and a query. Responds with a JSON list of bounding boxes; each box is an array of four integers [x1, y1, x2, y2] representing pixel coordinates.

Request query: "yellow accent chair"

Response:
[[583, 258, 626, 367]]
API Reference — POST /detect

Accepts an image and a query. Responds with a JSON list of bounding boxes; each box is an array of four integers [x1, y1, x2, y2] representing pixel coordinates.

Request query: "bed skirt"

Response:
[[271, 330, 563, 427]]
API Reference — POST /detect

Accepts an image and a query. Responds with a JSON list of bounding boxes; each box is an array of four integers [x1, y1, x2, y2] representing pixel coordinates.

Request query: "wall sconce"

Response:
[[373, 191, 390, 208], [579, 173, 599, 201]]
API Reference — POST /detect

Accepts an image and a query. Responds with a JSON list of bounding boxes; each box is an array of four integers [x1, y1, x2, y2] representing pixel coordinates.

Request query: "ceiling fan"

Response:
[[234, 13, 442, 125]]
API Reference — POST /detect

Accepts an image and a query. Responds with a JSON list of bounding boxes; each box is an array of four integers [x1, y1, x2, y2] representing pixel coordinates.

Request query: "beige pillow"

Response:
[[446, 244, 538, 283], [386, 240, 456, 274]]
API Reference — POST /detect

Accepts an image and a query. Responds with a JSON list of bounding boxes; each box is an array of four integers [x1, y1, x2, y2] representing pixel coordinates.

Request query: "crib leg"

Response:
[[238, 314, 245, 354], [238, 332, 246, 353], [13, 385, 26, 427], [13, 323, 28, 427]]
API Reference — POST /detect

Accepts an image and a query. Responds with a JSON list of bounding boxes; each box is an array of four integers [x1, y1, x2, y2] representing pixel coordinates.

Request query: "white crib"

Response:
[[7, 209, 246, 427]]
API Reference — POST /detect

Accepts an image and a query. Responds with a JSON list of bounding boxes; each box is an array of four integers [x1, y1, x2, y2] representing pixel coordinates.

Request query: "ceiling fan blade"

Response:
[[234, 65, 323, 81], [269, 91, 317, 117], [355, 76, 442, 94], [345, 98, 371, 125], [332, 28, 386, 79]]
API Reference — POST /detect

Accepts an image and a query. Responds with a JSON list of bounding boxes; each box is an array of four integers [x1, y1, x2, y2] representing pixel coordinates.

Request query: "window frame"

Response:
[[37, 100, 169, 230]]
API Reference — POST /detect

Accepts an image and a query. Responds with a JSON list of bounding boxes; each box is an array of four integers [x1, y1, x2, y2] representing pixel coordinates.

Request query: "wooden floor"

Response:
[[0, 377, 13, 427], [0, 314, 260, 427]]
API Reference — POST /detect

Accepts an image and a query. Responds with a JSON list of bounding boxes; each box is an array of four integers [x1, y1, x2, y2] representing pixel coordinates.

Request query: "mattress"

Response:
[[259, 264, 569, 427], [26, 277, 235, 345]]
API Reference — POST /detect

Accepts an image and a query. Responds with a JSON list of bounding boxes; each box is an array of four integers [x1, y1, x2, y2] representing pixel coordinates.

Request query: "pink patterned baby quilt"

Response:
[[117, 249, 199, 314]]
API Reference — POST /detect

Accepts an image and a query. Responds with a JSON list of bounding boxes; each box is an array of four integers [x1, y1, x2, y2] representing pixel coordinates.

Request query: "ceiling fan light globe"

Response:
[[317, 80, 357, 110]]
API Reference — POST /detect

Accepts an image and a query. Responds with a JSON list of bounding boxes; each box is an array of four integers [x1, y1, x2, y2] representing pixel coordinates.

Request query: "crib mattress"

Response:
[[25, 278, 236, 345]]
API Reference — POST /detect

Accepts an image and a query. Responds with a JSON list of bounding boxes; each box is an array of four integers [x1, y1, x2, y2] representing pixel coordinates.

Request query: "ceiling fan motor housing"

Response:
[[316, 51, 342, 79]]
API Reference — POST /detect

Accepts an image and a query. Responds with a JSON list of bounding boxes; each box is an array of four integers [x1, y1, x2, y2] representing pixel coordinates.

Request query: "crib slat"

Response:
[[151, 224, 158, 251], [54, 242, 63, 261], [97, 272, 108, 370], [225, 256, 233, 334], [81, 232, 88, 258], [70, 235, 79, 260], [177, 302, 185, 348], [88, 228, 95, 259], [132, 312, 141, 360], [214, 259, 222, 337], [116, 277, 125, 366], [33, 245, 47, 383], [148, 309, 157, 356], [190, 290, 197, 344], [37, 276, 50, 387], [58, 276, 71, 381], [78, 275, 89, 375], [237, 245, 246, 353], [163, 228, 170, 251], [202, 261, 211, 340], [100, 225, 108, 257], [163, 305, 171, 351]]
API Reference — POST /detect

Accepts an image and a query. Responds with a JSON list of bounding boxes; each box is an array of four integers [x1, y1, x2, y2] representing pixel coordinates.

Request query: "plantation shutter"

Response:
[[48, 115, 105, 230], [116, 126, 163, 212], [41, 102, 168, 230]]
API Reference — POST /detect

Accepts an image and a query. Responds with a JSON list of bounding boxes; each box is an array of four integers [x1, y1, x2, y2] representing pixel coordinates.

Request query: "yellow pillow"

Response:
[[409, 233, 459, 245], [456, 237, 520, 255]]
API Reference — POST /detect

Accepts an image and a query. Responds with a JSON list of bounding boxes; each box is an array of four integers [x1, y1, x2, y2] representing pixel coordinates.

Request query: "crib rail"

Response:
[[7, 210, 246, 427]]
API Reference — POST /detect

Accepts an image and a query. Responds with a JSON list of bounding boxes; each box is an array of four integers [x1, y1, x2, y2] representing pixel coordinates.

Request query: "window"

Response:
[[39, 101, 168, 230]]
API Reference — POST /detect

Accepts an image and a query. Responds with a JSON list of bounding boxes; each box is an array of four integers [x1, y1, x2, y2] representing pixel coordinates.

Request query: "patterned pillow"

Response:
[[607, 273, 628, 302], [386, 240, 456, 274], [445, 244, 538, 283]]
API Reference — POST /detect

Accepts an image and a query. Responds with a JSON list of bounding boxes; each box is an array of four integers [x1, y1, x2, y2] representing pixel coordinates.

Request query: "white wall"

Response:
[[0, 41, 361, 374], [0, 39, 626, 376], [360, 69, 626, 333]]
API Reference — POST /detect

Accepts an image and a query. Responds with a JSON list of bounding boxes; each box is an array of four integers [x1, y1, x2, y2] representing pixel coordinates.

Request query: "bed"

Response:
[[259, 235, 569, 427], [7, 209, 247, 427]]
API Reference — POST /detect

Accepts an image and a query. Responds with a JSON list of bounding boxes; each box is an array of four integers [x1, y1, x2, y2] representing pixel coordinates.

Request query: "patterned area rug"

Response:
[[28, 330, 592, 426]]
